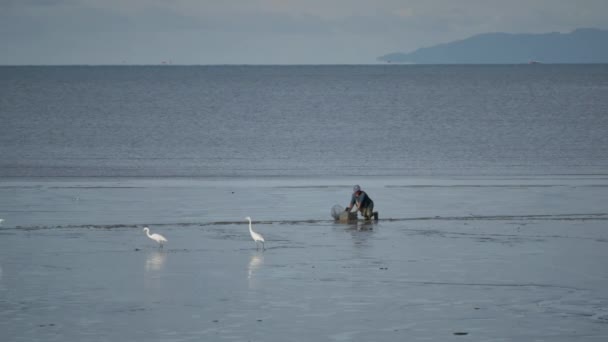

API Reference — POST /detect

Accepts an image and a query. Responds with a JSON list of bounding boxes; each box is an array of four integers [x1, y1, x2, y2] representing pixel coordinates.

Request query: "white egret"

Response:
[[143, 227, 168, 248], [245, 216, 265, 250]]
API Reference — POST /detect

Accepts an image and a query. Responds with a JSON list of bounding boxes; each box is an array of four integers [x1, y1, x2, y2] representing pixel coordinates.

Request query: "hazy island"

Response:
[[378, 28, 608, 64]]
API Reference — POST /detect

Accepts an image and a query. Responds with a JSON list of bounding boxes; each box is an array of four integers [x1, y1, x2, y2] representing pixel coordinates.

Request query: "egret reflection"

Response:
[[145, 250, 167, 272], [247, 252, 264, 288]]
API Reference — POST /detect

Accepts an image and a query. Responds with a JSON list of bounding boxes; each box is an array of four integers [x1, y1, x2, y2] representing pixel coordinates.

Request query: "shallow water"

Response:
[[2, 175, 608, 228], [1, 176, 607, 341]]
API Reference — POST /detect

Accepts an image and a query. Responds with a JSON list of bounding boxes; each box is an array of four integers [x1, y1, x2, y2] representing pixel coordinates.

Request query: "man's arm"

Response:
[[346, 194, 356, 211]]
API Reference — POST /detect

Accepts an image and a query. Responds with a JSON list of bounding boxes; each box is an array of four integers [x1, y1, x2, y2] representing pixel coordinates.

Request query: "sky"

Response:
[[1, 0, 607, 65]]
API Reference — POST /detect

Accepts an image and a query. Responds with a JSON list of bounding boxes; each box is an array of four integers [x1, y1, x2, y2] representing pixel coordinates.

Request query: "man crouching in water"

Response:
[[345, 185, 378, 221]]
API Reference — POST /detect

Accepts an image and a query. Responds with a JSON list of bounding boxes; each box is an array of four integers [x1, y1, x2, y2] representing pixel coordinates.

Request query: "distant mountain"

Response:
[[378, 28, 608, 64]]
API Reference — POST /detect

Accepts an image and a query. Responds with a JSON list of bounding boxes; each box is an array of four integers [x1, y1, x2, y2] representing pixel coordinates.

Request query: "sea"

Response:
[[1, 65, 608, 341], [1, 64, 607, 178]]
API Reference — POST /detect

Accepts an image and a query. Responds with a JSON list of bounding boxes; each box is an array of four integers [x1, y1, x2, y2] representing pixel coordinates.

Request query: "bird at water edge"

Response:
[[245, 216, 265, 250], [143, 227, 168, 248]]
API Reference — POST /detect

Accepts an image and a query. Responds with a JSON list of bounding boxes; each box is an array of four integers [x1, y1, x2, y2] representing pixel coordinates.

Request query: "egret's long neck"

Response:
[[145, 229, 152, 238], [248, 219, 253, 233]]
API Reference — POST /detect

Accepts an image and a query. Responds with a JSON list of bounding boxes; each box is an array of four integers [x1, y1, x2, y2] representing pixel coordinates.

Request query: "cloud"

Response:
[[0, 2, 335, 36], [1, 5, 211, 34], [199, 10, 331, 34], [0, 0, 74, 7], [392, 8, 414, 18]]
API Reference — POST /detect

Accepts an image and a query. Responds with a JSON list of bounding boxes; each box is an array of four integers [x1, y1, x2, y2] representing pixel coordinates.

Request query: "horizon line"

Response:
[[2, 62, 608, 67]]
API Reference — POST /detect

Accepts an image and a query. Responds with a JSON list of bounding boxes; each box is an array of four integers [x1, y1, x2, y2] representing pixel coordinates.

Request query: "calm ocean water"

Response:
[[1, 65, 607, 177], [2, 66, 608, 342]]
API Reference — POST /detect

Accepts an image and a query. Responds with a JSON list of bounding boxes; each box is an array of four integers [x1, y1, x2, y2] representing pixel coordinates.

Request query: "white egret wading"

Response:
[[245, 216, 265, 250], [143, 227, 168, 248]]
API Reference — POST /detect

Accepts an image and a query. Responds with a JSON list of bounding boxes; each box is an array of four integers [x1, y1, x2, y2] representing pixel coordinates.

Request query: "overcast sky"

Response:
[[1, 0, 607, 64]]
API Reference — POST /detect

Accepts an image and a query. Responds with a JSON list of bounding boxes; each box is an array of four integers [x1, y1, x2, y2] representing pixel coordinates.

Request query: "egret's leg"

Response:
[[262, 241, 265, 250]]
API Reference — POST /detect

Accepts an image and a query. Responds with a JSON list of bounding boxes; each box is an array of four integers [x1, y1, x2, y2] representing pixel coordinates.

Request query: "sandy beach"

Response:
[[1, 176, 607, 341]]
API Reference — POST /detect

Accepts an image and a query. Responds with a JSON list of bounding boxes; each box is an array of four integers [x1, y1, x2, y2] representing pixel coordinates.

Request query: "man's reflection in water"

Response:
[[343, 221, 375, 257]]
